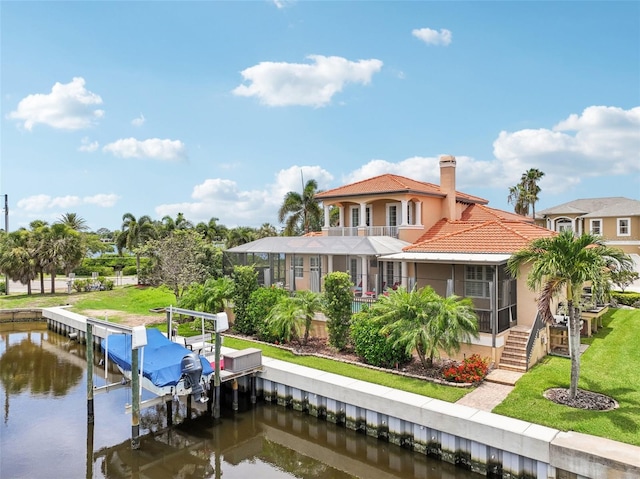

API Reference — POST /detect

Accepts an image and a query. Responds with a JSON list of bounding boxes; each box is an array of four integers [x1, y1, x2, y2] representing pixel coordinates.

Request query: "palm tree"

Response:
[[226, 227, 257, 248], [43, 223, 84, 293], [196, 217, 226, 243], [507, 230, 632, 399], [0, 230, 37, 295], [507, 184, 529, 216], [522, 168, 545, 219], [507, 168, 545, 218], [291, 290, 323, 345], [265, 296, 306, 348], [56, 213, 89, 231], [116, 213, 156, 280], [278, 178, 322, 236], [376, 286, 479, 370], [179, 276, 234, 313], [257, 223, 278, 239]]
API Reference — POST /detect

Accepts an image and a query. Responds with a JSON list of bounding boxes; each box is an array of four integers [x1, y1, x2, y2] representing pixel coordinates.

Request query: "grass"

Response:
[[494, 308, 640, 446], [2, 284, 470, 403], [221, 335, 470, 403], [0, 284, 176, 318], [5, 285, 640, 444]]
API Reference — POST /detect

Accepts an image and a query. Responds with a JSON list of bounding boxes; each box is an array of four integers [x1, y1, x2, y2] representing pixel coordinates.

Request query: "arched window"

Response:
[[555, 218, 573, 232]]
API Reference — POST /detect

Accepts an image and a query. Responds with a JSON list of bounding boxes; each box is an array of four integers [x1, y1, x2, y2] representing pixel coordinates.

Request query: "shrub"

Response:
[[350, 313, 411, 368], [611, 291, 640, 307], [443, 354, 489, 384], [245, 286, 290, 342], [231, 265, 259, 334], [324, 271, 353, 350], [122, 265, 137, 276], [73, 279, 90, 292], [0, 280, 5, 294]]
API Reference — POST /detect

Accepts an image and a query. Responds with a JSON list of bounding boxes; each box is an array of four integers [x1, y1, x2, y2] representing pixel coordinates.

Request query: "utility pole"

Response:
[[3, 194, 7, 295]]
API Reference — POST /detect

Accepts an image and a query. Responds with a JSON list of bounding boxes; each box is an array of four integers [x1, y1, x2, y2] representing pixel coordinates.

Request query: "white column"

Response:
[[401, 261, 408, 289], [401, 199, 408, 226], [327, 255, 333, 273], [415, 201, 422, 226], [361, 255, 368, 293], [323, 205, 330, 228], [339, 206, 344, 228]]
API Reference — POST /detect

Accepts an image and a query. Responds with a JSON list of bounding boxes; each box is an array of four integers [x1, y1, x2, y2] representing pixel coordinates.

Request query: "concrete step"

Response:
[[497, 363, 527, 373], [501, 352, 527, 361]]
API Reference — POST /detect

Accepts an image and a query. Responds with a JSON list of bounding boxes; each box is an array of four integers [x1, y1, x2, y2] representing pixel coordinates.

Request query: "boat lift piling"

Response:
[[85, 317, 145, 449], [165, 306, 229, 420]]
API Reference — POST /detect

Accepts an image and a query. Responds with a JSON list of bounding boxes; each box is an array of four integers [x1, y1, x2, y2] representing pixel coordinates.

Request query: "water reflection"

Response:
[[1, 329, 481, 479]]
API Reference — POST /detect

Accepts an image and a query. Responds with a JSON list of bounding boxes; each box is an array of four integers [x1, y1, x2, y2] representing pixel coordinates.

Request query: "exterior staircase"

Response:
[[498, 327, 529, 373]]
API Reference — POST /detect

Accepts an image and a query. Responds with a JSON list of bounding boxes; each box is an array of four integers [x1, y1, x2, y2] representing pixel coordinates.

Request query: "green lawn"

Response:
[[5, 285, 639, 444], [0, 284, 176, 317], [494, 308, 640, 446], [221, 335, 470, 403]]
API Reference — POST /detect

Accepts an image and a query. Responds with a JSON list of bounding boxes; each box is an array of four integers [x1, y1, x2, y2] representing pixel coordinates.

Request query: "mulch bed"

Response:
[[544, 388, 618, 411]]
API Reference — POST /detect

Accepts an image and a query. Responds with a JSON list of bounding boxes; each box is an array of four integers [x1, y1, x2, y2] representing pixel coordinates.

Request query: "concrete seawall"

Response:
[[24, 307, 640, 478]]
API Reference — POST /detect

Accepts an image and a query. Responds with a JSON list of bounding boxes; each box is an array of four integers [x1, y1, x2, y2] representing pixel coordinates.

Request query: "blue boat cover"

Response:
[[102, 328, 214, 388]]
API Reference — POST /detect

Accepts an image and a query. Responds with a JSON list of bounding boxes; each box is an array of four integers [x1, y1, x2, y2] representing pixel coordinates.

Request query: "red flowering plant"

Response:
[[443, 354, 489, 384]]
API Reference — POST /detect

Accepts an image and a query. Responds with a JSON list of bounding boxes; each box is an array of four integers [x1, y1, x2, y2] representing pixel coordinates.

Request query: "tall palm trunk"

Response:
[[568, 299, 581, 399]]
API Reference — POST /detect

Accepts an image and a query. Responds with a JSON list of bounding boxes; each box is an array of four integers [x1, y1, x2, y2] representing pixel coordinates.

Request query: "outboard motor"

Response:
[[181, 352, 207, 403]]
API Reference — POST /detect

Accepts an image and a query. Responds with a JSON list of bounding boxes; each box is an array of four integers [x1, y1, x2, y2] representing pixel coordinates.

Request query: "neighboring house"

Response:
[[535, 197, 640, 256], [228, 156, 558, 371]]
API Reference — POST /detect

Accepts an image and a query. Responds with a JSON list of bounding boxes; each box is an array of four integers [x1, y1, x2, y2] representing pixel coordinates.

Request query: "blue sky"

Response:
[[1, 1, 638, 233]]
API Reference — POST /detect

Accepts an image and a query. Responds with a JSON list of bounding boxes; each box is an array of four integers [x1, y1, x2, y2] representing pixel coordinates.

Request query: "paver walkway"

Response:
[[455, 369, 523, 412]]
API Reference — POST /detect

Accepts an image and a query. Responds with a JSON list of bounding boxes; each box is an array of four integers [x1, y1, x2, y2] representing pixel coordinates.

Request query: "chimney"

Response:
[[439, 155, 459, 220]]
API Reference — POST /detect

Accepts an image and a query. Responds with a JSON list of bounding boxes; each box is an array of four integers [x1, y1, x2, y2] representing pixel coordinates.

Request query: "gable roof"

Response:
[[536, 197, 640, 218], [315, 173, 488, 204]]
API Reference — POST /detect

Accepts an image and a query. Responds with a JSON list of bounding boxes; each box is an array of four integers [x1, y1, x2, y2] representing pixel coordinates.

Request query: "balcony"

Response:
[[327, 226, 399, 238]]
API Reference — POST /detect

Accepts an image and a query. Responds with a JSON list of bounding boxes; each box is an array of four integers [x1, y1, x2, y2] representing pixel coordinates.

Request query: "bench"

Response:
[[184, 333, 214, 354]]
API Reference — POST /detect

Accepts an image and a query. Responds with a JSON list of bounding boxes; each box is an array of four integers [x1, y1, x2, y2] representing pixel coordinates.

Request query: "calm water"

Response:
[[0, 326, 481, 479]]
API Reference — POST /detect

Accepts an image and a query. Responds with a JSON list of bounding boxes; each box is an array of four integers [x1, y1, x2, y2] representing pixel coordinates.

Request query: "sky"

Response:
[[1, 1, 639, 233]]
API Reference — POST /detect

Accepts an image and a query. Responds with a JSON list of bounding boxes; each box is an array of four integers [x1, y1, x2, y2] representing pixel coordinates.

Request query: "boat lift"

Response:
[[86, 307, 230, 450]]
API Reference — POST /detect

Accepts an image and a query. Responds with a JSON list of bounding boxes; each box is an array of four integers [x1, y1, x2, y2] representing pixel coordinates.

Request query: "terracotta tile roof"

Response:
[[407, 219, 556, 254], [315, 173, 487, 204], [302, 231, 324, 237], [460, 204, 534, 223]]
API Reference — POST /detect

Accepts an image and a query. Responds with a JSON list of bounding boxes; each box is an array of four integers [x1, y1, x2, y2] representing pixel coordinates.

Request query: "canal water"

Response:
[[1, 326, 482, 479]]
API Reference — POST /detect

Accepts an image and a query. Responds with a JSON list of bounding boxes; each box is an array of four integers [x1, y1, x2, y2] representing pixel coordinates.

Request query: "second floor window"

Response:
[[350, 207, 360, 227]]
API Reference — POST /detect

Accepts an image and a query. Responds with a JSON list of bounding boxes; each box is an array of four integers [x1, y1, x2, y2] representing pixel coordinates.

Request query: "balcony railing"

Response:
[[327, 226, 399, 238]]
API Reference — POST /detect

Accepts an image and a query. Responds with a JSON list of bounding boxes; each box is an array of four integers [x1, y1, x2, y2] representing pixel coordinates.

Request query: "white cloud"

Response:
[[7, 77, 104, 130], [153, 105, 638, 227], [155, 165, 334, 227], [83, 194, 120, 208], [344, 155, 503, 191], [412, 28, 452, 46], [103, 138, 187, 162], [493, 105, 640, 192], [232, 55, 383, 107], [78, 137, 99, 152], [16, 193, 119, 213], [131, 114, 146, 127]]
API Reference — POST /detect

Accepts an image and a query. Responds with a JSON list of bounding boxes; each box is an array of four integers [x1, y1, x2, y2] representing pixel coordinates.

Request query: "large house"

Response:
[[534, 197, 640, 256], [229, 156, 558, 371]]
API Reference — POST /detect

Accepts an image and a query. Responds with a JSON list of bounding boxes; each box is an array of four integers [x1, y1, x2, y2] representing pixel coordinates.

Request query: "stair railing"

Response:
[[524, 311, 546, 371]]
